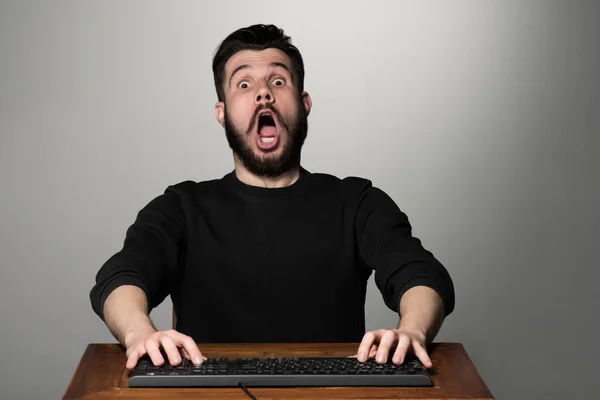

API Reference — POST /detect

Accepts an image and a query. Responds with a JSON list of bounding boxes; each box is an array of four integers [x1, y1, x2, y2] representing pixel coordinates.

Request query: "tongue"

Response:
[[259, 126, 277, 137]]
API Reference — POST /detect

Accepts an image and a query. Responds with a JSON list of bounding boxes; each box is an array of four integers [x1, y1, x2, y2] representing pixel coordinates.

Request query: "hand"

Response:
[[124, 328, 207, 370], [352, 326, 433, 368]]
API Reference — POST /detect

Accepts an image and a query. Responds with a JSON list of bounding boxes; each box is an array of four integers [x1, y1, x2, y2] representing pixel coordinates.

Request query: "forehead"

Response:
[[225, 48, 292, 77]]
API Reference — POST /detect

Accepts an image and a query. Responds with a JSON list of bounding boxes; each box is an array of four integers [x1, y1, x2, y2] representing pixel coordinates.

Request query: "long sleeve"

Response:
[[353, 181, 455, 317], [89, 189, 187, 320]]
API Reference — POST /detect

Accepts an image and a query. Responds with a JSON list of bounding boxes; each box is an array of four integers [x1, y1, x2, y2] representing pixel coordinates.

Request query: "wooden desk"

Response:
[[63, 342, 494, 399]]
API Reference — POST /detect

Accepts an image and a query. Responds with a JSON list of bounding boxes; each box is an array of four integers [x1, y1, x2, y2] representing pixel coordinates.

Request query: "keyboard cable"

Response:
[[239, 382, 258, 400]]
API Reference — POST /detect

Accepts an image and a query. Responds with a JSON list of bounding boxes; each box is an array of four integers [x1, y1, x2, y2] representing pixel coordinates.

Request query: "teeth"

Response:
[[260, 137, 275, 143]]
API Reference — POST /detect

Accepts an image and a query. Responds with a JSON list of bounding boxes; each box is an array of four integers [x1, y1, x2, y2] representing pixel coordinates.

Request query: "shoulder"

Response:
[[308, 171, 400, 213], [165, 178, 221, 196], [150, 178, 226, 212], [309, 171, 373, 196]]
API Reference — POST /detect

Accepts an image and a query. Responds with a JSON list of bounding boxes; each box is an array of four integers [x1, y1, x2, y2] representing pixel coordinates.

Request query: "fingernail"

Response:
[[358, 352, 365, 361], [377, 355, 384, 363], [193, 356, 202, 365]]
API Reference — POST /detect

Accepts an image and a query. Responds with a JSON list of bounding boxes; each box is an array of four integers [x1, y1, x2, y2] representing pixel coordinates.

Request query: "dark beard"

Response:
[[224, 101, 308, 178]]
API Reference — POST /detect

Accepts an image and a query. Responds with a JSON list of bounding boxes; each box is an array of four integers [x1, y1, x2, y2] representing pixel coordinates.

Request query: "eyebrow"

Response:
[[229, 62, 292, 87]]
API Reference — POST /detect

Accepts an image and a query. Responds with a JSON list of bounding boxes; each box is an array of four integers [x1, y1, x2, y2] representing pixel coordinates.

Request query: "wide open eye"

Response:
[[271, 78, 285, 87], [238, 80, 250, 89]]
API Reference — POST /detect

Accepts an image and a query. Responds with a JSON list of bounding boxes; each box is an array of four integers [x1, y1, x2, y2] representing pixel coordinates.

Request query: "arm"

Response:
[[103, 285, 157, 348], [90, 186, 204, 368], [397, 285, 445, 345], [351, 181, 454, 366], [352, 182, 455, 318]]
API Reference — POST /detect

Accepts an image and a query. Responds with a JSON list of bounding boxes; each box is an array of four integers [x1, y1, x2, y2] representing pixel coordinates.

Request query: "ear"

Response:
[[301, 91, 312, 116], [215, 101, 225, 128]]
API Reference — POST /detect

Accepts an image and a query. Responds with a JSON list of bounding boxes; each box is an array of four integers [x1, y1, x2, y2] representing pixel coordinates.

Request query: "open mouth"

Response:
[[255, 111, 280, 149], [258, 113, 277, 140]]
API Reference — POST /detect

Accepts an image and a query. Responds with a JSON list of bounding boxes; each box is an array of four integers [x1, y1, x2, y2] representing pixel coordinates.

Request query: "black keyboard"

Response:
[[129, 356, 432, 387]]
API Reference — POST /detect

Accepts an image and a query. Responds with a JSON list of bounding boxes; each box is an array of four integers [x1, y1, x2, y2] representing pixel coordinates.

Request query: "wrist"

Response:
[[397, 314, 428, 333], [123, 315, 156, 347], [398, 312, 442, 344]]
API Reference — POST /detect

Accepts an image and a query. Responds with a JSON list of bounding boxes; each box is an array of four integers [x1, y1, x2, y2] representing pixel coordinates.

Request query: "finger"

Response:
[[180, 347, 190, 360], [125, 347, 142, 370], [348, 345, 378, 359], [392, 334, 411, 365], [180, 349, 207, 363], [368, 344, 378, 358], [356, 331, 379, 362], [160, 335, 182, 366], [412, 339, 433, 369], [145, 337, 164, 366], [375, 331, 397, 364], [346, 345, 377, 358], [176, 332, 205, 366]]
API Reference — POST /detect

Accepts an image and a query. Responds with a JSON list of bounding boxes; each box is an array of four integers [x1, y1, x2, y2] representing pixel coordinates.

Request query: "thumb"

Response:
[[125, 350, 139, 370]]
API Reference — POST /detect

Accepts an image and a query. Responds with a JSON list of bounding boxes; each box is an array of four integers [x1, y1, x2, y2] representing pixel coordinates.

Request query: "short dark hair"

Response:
[[212, 24, 305, 102]]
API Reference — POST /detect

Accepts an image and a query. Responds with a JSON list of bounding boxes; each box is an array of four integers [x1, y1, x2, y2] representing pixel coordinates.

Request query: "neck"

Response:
[[233, 157, 300, 188]]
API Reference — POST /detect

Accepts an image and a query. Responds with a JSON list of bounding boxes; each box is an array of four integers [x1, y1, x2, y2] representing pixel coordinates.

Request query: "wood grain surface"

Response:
[[62, 342, 494, 399]]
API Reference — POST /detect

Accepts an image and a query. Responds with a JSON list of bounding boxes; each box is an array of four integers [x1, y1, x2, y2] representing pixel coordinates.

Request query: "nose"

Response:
[[255, 82, 274, 105]]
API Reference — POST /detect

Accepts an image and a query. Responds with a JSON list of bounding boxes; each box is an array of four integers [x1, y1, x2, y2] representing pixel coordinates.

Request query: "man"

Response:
[[90, 24, 455, 371]]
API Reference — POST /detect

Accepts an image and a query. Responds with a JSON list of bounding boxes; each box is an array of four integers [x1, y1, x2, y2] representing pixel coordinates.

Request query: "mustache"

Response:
[[246, 104, 287, 134]]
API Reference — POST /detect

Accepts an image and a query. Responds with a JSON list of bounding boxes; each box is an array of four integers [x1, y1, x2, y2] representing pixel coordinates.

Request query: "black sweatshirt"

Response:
[[90, 168, 455, 343]]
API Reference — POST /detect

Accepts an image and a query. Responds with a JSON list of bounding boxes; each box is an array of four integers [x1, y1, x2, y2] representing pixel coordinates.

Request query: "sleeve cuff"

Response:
[[393, 277, 453, 317]]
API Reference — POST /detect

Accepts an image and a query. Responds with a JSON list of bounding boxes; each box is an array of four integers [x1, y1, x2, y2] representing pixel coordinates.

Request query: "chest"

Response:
[[184, 196, 356, 293]]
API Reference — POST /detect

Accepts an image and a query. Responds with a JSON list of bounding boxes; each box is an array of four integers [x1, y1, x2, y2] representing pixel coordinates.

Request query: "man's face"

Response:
[[215, 48, 312, 178]]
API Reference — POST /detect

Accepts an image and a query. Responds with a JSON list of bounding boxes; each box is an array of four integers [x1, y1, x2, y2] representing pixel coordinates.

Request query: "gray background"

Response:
[[0, 1, 598, 399]]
